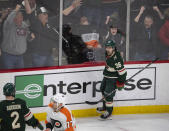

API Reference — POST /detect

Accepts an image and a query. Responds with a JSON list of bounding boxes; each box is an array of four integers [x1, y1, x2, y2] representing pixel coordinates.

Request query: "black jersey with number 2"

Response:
[[0, 98, 33, 131]]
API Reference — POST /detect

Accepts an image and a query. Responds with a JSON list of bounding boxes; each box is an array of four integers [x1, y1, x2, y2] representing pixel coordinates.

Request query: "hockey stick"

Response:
[[85, 57, 159, 105], [125, 57, 159, 81], [85, 89, 117, 105]]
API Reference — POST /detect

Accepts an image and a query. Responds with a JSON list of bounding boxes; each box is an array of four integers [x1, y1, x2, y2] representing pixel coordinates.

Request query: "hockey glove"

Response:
[[116, 81, 125, 91], [26, 116, 44, 130], [37, 122, 44, 130]]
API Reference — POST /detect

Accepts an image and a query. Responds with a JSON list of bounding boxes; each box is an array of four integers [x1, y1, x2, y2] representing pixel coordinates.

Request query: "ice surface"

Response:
[[26, 113, 169, 131]]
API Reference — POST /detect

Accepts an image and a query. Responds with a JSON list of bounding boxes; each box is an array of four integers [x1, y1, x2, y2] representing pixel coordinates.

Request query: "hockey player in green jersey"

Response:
[[97, 40, 127, 119], [0, 83, 44, 131]]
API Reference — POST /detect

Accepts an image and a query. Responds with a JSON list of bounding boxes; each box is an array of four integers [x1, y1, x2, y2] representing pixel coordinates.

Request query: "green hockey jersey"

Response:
[[103, 50, 127, 83], [0, 98, 34, 131]]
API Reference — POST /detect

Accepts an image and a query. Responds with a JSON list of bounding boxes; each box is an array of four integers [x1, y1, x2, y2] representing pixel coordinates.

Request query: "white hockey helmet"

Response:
[[50, 93, 65, 104], [49, 93, 65, 111]]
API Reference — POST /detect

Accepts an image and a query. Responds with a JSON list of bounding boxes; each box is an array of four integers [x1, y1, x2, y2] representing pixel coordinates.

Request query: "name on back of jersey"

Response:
[[7, 105, 21, 111]]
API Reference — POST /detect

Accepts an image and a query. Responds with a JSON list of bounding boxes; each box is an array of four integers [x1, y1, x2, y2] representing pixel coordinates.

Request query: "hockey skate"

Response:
[[96, 107, 106, 114], [97, 101, 106, 114], [98, 111, 112, 120]]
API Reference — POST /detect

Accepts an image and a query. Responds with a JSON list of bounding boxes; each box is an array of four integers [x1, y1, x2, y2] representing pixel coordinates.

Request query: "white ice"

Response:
[[27, 113, 169, 131]]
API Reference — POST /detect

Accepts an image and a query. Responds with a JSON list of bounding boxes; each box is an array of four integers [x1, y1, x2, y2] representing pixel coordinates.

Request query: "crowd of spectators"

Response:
[[0, 0, 83, 69], [0, 0, 169, 69], [130, 0, 169, 60]]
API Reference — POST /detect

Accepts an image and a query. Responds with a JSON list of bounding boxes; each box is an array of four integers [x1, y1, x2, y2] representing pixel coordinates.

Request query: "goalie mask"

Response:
[[49, 93, 65, 112]]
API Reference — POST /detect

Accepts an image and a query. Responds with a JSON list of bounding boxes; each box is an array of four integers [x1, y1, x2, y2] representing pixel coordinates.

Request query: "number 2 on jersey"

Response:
[[11, 111, 21, 129]]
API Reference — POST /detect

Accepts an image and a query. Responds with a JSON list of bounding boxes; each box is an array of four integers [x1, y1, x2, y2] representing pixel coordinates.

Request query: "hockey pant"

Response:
[[100, 77, 116, 114]]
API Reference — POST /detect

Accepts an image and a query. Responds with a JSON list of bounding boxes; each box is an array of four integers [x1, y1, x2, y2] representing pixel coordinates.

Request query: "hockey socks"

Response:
[[100, 102, 113, 119]]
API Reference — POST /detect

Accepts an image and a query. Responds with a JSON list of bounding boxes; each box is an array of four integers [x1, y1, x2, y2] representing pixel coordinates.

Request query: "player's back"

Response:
[[0, 98, 29, 131]]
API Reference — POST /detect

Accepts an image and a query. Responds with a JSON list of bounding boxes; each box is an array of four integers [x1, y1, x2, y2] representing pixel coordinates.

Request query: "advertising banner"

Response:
[[15, 67, 156, 108]]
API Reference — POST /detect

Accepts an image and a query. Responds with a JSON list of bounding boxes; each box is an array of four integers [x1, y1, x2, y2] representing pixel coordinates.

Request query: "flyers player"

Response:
[[45, 93, 76, 131]]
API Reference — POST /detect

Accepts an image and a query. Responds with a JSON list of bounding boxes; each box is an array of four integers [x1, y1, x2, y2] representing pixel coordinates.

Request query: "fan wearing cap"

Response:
[[0, 83, 44, 131], [45, 93, 76, 131], [24, 0, 58, 67], [97, 40, 127, 120], [36, 7, 48, 25]]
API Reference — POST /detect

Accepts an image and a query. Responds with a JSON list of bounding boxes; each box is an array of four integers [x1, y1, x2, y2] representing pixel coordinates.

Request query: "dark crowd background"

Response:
[[0, 0, 169, 70]]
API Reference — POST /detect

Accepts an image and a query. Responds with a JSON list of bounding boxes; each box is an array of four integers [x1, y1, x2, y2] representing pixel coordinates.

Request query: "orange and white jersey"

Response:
[[45, 106, 76, 131]]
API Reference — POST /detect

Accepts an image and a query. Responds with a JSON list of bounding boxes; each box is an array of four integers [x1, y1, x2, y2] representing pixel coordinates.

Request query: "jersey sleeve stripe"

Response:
[[60, 107, 72, 122], [24, 111, 33, 121], [118, 68, 125, 72], [118, 68, 126, 75], [24, 111, 31, 118], [60, 107, 76, 131], [106, 102, 113, 107]]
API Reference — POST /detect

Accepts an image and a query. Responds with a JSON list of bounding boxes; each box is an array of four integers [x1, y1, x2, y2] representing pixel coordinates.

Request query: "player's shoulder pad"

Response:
[[115, 50, 121, 57], [47, 107, 53, 113], [114, 50, 122, 60], [15, 98, 26, 104], [62, 106, 72, 115], [0, 100, 5, 104], [0, 100, 6, 109], [64, 106, 70, 111]]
